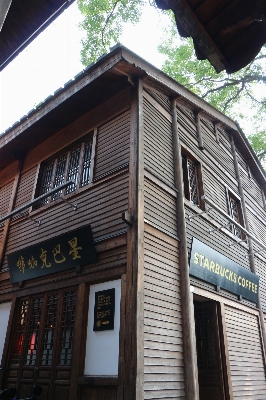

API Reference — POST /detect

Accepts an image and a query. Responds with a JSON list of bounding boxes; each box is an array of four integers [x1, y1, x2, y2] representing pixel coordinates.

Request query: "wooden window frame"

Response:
[[182, 151, 204, 209], [226, 188, 245, 239], [34, 130, 97, 209]]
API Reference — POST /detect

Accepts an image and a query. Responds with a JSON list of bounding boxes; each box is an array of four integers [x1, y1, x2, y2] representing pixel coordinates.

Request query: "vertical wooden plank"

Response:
[[117, 273, 126, 399], [218, 302, 234, 400], [196, 111, 204, 150], [0, 158, 23, 266], [123, 80, 144, 400], [172, 98, 199, 400], [136, 78, 145, 400], [69, 283, 86, 399]]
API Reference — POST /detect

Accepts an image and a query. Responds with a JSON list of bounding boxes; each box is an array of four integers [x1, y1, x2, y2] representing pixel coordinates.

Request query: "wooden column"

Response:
[[196, 110, 204, 150], [172, 98, 199, 400], [0, 158, 23, 266], [230, 133, 266, 355], [123, 79, 144, 400]]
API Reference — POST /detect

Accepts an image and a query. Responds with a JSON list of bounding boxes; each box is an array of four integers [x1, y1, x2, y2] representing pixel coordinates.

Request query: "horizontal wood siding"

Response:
[[0, 180, 14, 227], [239, 164, 264, 209], [224, 306, 266, 399], [3, 173, 129, 269], [143, 227, 185, 399], [255, 257, 266, 312], [144, 178, 177, 238], [145, 87, 171, 113], [143, 97, 175, 188], [176, 105, 238, 195], [203, 167, 228, 226], [13, 166, 37, 213], [201, 119, 236, 182], [246, 208, 266, 244], [94, 110, 130, 180]]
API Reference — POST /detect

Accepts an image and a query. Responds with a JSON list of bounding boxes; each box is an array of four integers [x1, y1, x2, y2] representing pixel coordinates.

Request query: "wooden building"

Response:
[[0, 44, 266, 400]]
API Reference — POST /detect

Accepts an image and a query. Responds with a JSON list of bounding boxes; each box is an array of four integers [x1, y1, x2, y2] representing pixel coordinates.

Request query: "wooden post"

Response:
[[0, 158, 23, 266], [230, 132, 266, 356], [123, 79, 144, 400], [196, 110, 204, 150], [172, 98, 199, 400]]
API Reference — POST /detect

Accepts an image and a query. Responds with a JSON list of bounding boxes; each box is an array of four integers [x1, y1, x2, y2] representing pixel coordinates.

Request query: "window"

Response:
[[35, 133, 94, 208], [227, 190, 244, 239], [182, 153, 203, 208]]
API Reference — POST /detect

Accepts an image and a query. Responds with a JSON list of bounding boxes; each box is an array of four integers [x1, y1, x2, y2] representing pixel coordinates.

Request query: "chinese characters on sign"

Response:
[[93, 288, 115, 331], [8, 225, 97, 283]]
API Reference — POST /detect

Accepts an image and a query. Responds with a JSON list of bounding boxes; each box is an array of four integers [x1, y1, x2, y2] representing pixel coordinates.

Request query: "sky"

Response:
[[0, 2, 170, 134]]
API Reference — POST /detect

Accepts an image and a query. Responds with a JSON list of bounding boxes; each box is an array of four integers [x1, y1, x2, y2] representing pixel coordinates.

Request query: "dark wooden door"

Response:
[[194, 301, 226, 400], [4, 289, 77, 400]]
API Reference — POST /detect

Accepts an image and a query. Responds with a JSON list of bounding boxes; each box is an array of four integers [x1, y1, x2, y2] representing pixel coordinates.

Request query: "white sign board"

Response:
[[84, 279, 121, 376], [0, 302, 11, 363]]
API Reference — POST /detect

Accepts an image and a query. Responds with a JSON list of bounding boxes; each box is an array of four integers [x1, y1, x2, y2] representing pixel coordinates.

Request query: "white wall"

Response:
[[84, 279, 121, 376], [0, 302, 12, 364]]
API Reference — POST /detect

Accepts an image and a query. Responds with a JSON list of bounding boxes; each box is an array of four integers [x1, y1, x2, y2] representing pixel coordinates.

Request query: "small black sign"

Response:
[[93, 288, 115, 331], [8, 225, 97, 283], [189, 238, 259, 303]]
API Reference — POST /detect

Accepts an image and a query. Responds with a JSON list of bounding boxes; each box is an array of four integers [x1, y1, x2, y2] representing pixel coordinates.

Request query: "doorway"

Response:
[[194, 301, 226, 400]]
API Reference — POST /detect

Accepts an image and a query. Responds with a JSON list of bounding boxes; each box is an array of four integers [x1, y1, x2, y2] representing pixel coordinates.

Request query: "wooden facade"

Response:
[[0, 45, 266, 400]]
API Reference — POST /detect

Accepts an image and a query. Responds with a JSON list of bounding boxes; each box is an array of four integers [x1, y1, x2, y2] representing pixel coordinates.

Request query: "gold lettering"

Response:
[[228, 271, 233, 281], [220, 266, 225, 277], [249, 281, 252, 291], [52, 244, 66, 264], [225, 269, 229, 279], [210, 261, 215, 272], [40, 248, 51, 268], [252, 283, 255, 292], [215, 263, 220, 274], [254, 284, 258, 293], [242, 277, 245, 286], [233, 273, 237, 283], [194, 252, 199, 264], [204, 257, 209, 270], [16, 256, 25, 273], [68, 237, 82, 260], [27, 255, 37, 269], [238, 276, 242, 285]]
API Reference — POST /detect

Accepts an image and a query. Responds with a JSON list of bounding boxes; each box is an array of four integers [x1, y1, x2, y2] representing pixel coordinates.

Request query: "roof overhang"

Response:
[[0, 0, 75, 71], [156, 0, 266, 73]]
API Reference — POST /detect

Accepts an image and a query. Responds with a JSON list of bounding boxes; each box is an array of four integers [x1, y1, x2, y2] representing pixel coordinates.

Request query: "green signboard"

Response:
[[8, 225, 97, 283], [189, 238, 259, 303]]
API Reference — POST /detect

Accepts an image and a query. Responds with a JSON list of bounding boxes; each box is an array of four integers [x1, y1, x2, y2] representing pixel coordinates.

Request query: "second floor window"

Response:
[[182, 154, 203, 208], [227, 190, 244, 239], [36, 134, 94, 208]]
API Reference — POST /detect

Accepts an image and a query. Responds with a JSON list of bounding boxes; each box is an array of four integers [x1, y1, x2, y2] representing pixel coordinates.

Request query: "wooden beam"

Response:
[[172, 98, 199, 400], [0, 158, 23, 266]]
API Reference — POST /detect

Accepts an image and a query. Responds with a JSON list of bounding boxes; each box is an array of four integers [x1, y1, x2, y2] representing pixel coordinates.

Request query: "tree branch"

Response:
[[102, 0, 120, 46]]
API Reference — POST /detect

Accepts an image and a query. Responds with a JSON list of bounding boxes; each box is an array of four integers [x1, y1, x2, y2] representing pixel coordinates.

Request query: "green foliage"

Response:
[[77, 1, 266, 166], [77, 0, 143, 65]]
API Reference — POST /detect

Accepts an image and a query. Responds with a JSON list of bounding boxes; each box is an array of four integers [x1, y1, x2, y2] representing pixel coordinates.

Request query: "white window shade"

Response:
[[0, 301, 11, 363]]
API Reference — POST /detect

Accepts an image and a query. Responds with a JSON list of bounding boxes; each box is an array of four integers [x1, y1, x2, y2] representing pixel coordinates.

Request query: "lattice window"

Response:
[[182, 154, 202, 207], [58, 291, 77, 365], [36, 133, 94, 208], [11, 299, 29, 365], [25, 297, 43, 365], [228, 195, 242, 239], [41, 294, 59, 366]]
